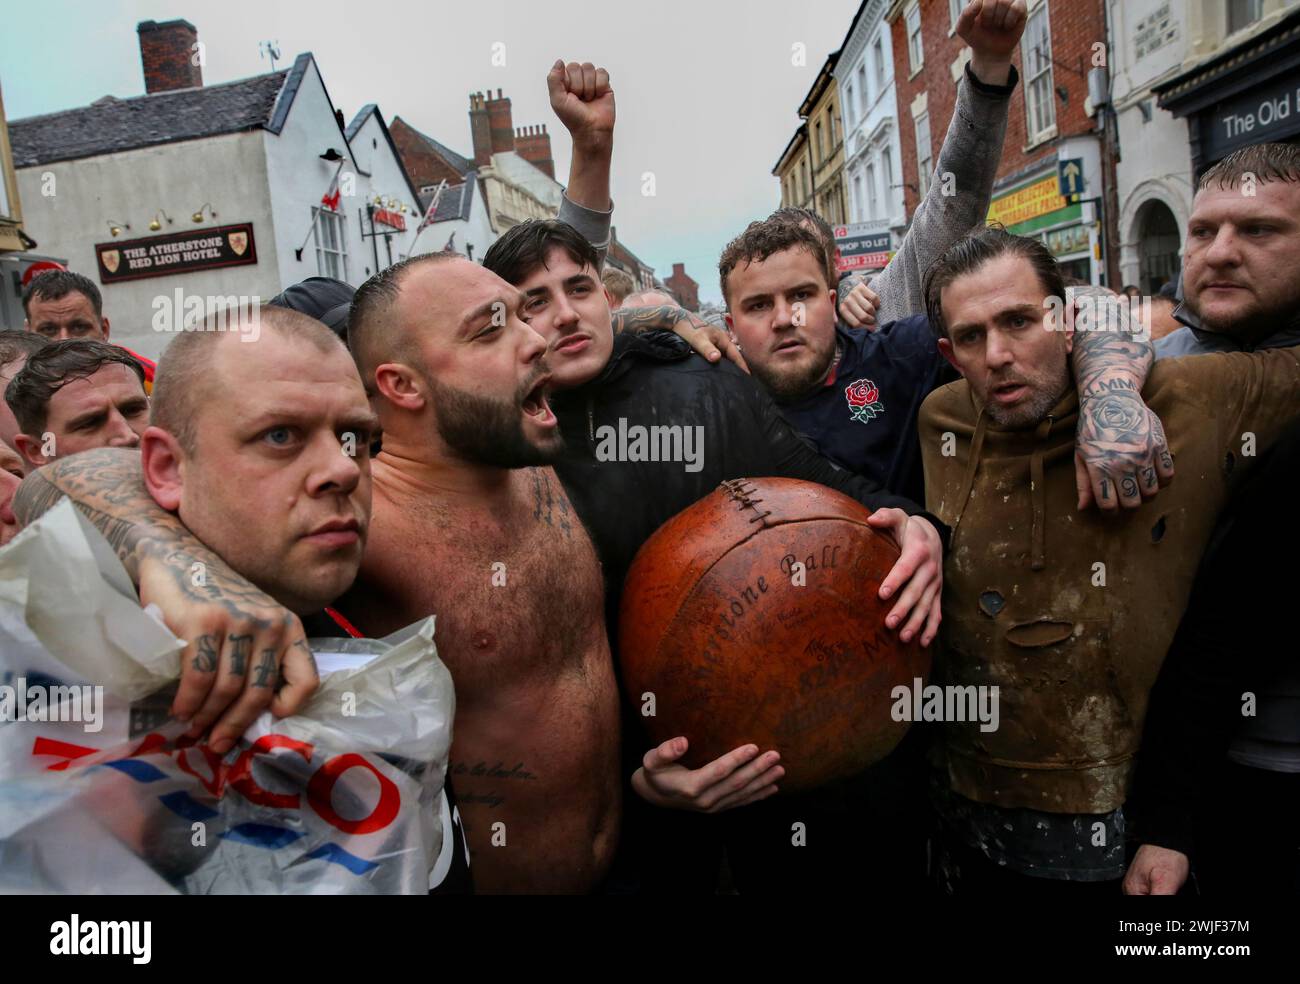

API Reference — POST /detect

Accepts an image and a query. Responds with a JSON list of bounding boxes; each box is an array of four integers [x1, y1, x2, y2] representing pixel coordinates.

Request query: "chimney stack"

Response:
[[469, 92, 492, 166], [137, 19, 203, 94], [515, 123, 555, 179], [485, 88, 515, 154]]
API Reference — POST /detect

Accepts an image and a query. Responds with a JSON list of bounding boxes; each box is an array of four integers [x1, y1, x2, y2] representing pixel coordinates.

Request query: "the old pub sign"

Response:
[[95, 223, 257, 283]]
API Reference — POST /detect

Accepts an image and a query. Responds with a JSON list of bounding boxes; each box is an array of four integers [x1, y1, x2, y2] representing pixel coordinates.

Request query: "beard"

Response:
[[1186, 287, 1300, 343], [983, 361, 1072, 429], [424, 367, 563, 468], [749, 335, 838, 403]]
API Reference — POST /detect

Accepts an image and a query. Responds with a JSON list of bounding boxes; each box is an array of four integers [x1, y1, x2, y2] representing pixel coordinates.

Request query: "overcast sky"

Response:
[[1, 0, 861, 303]]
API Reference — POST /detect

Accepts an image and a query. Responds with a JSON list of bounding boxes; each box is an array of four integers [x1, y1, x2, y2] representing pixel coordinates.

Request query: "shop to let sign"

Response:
[[94, 223, 257, 284], [987, 176, 1067, 228], [834, 224, 893, 273]]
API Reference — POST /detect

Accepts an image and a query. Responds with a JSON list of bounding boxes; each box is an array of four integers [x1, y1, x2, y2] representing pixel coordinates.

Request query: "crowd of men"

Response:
[[1, 0, 1297, 896]]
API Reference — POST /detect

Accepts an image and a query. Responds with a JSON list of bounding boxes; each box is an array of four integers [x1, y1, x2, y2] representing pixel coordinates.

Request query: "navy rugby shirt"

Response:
[[776, 315, 952, 505]]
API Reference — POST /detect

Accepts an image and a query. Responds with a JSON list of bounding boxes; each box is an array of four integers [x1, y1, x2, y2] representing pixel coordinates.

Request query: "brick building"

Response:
[[9, 18, 425, 355], [773, 52, 850, 224], [607, 226, 655, 291], [774, 124, 813, 210], [392, 87, 654, 269], [392, 88, 561, 248], [888, 0, 1118, 285], [663, 262, 700, 311]]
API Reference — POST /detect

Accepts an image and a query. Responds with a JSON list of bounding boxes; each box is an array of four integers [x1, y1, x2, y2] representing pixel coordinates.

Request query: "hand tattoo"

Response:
[[252, 650, 277, 689], [228, 634, 253, 675], [193, 635, 219, 673], [291, 638, 319, 678], [1070, 289, 1171, 496]]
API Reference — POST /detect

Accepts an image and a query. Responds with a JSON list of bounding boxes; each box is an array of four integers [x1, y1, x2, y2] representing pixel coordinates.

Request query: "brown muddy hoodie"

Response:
[[920, 346, 1300, 814]]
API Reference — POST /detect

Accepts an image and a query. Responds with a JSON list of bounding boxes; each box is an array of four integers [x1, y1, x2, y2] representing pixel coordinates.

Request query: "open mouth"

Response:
[[522, 378, 557, 427], [992, 381, 1028, 404]]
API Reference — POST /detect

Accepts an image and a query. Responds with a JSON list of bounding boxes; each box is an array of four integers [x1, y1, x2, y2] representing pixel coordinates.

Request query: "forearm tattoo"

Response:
[[1069, 287, 1169, 498], [13, 447, 297, 627], [612, 304, 708, 336]]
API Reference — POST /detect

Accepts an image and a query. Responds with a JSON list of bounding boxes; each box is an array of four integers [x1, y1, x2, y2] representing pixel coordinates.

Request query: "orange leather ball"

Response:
[[618, 478, 931, 793]]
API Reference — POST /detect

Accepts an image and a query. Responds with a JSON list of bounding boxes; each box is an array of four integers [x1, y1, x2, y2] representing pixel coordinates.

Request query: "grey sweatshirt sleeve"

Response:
[[557, 192, 613, 268], [869, 63, 1019, 324]]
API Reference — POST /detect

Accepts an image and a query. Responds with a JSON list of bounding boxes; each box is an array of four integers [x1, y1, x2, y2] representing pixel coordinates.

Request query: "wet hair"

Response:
[[1198, 142, 1300, 193], [4, 338, 145, 435], [718, 218, 830, 307], [922, 226, 1066, 340], [769, 206, 838, 285], [0, 330, 50, 374], [481, 218, 601, 286], [152, 305, 346, 454], [22, 270, 103, 319]]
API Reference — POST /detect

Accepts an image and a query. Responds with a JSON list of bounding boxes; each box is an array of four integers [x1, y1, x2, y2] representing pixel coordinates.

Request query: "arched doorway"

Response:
[[1136, 200, 1180, 295]]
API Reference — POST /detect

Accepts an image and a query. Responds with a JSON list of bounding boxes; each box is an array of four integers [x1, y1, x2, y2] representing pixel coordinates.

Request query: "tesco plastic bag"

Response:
[[0, 499, 456, 895]]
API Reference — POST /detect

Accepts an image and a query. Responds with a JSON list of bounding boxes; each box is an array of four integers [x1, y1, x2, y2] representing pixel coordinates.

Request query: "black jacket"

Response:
[[551, 329, 947, 639], [1130, 416, 1300, 857]]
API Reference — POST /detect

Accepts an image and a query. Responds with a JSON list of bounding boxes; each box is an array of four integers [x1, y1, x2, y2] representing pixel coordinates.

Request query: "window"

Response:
[[882, 147, 894, 205], [1021, 2, 1056, 143], [915, 112, 932, 197], [815, 120, 824, 162], [844, 83, 855, 127], [874, 37, 886, 90], [906, 3, 924, 73], [1228, 0, 1263, 34], [314, 206, 348, 280], [852, 173, 864, 220], [866, 161, 878, 219], [857, 64, 868, 113]]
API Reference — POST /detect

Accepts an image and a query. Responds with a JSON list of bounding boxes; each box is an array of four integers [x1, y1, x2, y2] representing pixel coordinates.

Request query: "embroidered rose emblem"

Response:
[[845, 378, 884, 423]]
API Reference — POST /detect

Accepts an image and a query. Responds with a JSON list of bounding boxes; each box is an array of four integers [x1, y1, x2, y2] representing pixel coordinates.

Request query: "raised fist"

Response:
[[547, 60, 615, 146], [956, 0, 1028, 62]]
